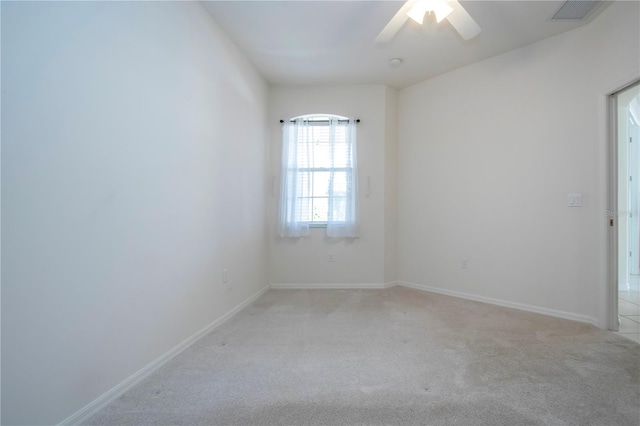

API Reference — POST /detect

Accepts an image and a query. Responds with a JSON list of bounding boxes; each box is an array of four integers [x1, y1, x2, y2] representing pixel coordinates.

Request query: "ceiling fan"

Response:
[[375, 0, 481, 43]]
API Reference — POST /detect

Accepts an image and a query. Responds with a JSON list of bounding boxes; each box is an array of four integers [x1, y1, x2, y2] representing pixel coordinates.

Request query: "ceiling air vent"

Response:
[[552, 0, 602, 20]]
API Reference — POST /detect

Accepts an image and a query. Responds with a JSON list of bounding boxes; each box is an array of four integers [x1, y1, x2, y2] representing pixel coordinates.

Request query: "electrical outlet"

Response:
[[328, 254, 334, 262], [223, 269, 229, 283], [461, 258, 468, 269]]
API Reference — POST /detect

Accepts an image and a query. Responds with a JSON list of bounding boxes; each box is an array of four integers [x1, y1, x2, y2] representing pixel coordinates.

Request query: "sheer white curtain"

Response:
[[327, 118, 359, 238], [278, 118, 311, 237], [278, 116, 359, 238]]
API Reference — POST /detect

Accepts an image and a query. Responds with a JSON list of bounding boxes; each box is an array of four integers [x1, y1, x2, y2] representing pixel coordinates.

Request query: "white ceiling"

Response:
[[202, 1, 609, 89]]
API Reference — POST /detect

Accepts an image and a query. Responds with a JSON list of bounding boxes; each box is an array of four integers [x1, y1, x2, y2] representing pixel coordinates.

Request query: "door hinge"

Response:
[[630, 176, 633, 182], [630, 251, 633, 257], [610, 218, 614, 226]]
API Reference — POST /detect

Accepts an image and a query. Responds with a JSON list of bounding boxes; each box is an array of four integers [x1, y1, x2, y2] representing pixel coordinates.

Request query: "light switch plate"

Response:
[[568, 193, 582, 207]]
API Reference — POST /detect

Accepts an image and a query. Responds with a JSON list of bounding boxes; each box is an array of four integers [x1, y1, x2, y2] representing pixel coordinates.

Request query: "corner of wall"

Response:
[[384, 86, 399, 284]]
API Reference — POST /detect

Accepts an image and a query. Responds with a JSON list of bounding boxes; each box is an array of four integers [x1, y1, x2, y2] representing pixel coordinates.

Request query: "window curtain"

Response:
[[327, 118, 359, 238], [278, 117, 359, 238], [278, 118, 311, 237]]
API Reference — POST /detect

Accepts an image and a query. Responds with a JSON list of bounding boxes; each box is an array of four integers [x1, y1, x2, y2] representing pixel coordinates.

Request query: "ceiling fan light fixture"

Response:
[[407, 0, 453, 24], [432, 1, 453, 23], [376, 0, 480, 45], [407, 1, 429, 24]]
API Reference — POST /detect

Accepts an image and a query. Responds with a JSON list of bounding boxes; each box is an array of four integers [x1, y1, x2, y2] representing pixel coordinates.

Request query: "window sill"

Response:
[[309, 223, 328, 228]]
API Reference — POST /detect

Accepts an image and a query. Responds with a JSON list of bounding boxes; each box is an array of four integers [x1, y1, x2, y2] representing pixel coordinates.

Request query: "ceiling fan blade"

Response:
[[375, 0, 417, 44], [446, 0, 481, 40]]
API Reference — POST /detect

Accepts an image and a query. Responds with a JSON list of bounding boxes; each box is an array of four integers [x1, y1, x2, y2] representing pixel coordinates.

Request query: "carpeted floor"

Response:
[[85, 287, 640, 425]]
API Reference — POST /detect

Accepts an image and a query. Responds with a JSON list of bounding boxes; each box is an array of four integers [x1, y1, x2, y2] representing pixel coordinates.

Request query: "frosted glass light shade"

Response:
[[431, 0, 453, 22], [407, 0, 453, 24], [407, 1, 430, 24]]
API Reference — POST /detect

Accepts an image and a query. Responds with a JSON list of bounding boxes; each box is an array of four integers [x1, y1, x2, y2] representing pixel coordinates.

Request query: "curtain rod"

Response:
[[279, 119, 360, 124]]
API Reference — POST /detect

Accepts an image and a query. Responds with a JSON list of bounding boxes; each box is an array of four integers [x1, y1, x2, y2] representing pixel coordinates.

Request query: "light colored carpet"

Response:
[[85, 287, 640, 425]]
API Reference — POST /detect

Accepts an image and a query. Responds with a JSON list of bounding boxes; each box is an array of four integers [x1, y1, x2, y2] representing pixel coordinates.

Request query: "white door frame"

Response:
[[608, 79, 640, 331], [608, 91, 619, 331]]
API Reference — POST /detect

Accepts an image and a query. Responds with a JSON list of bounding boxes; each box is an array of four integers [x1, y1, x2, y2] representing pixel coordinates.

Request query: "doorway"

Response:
[[612, 81, 640, 341]]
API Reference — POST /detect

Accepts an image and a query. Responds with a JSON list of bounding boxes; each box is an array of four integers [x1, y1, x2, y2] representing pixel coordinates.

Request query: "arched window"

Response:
[[278, 114, 359, 238]]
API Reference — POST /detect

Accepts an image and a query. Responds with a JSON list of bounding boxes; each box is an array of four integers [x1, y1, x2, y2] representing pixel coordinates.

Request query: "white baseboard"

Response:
[[397, 281, 599, 327], [58, 284, 270, 426], [270, 282, 395, 290]]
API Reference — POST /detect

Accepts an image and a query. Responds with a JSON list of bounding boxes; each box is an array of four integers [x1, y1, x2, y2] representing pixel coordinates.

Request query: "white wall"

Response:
[[397, 1, 640, 327], [1, 2, 268, 424], [268, 85, 396, 286]]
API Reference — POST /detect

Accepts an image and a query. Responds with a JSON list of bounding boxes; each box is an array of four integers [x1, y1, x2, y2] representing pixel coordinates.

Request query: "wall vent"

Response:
[[552, 0, 602, 20]]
